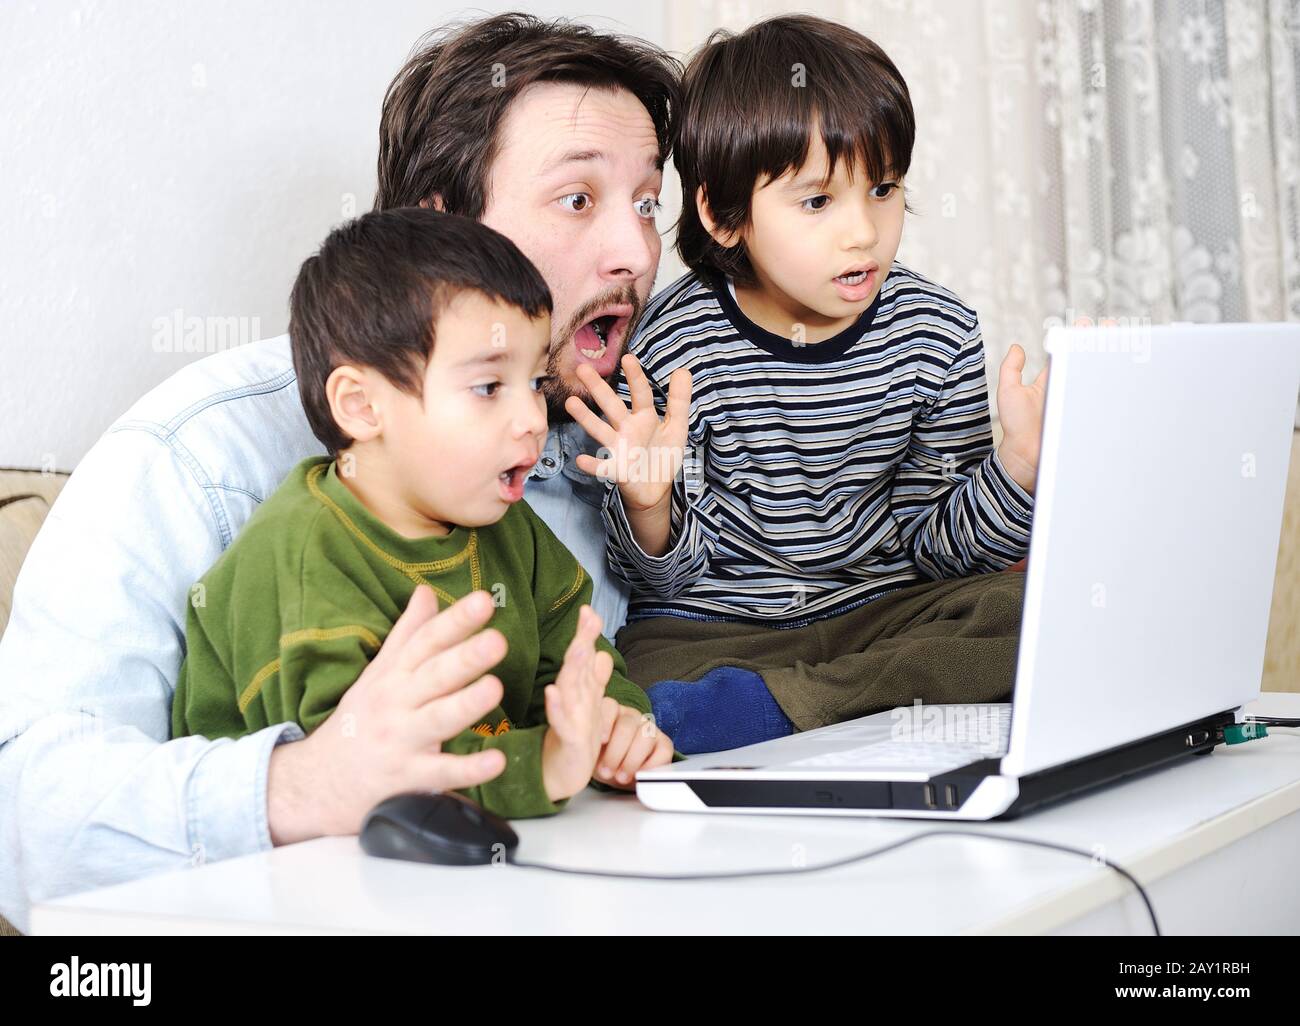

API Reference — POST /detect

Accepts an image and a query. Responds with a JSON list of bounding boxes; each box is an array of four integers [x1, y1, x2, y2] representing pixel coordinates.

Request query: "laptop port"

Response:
[[944, 784, 959, 808], [923, 783, 937, 809]]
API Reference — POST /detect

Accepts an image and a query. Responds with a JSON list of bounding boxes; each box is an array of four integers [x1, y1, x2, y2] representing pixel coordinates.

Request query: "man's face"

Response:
[[732, 133, 905, 342], [480, 82, 664, 421], [374, 291, 551, 531]]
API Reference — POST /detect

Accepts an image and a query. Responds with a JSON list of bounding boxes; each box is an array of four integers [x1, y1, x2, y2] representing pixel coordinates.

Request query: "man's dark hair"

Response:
[[290, 207, 552, 457], [676, 14, 917, 287], [375, 12, 682, 214]]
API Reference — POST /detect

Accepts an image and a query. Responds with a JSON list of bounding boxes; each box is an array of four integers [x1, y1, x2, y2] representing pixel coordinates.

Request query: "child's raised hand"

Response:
[[996, 343, 1049, 496], [540, 605, 614, 803], [595, 698, 675, 790], [564, 354, 693, 514]]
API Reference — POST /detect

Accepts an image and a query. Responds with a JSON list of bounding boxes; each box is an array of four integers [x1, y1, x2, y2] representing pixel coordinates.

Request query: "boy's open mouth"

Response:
[[573, 304, 633, 377], [498, 456, 537, 503], [832, 262, 879, 302]]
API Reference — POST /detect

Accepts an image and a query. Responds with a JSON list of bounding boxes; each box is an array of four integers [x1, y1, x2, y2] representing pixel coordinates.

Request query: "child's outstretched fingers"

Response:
[[567, 605, 599, 653], [611, 711, 661, 785], [558, 608, 594, 673], [543, 683, 565, 735], [646, 732, 675, 769], [599, 696, 620, 744], [621, 730, 674, 784], [999, 343, 1025, 382], [587, 649, 614, 696], [596, 706, 639, 781]]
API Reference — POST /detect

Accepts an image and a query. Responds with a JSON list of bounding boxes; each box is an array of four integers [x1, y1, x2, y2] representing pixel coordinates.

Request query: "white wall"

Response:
[[0, 0, 670, 471]]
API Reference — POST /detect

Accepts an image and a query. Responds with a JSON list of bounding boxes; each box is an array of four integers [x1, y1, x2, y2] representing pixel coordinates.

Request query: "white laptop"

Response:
[[636, 322, 1300, 820]]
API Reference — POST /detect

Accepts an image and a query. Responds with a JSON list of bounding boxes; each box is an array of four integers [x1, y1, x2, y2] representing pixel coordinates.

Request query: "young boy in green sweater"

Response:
[[171, 207, 675, 818]]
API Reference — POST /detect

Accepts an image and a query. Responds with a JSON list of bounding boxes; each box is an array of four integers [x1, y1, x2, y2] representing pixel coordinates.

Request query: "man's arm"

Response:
[[0, 426, 302, 933], [888, 317, 1036, 578], [0, 431, 511, 935]]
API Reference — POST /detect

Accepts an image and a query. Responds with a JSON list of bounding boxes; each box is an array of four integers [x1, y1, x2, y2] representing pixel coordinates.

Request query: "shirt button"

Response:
[[541, 457, 556, 469]]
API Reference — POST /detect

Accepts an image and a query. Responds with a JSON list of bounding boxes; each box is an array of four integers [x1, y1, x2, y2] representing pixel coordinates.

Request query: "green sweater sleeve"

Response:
[[441, 725, 567, 819], [172, 493, 385, 742], [172, 590, 244, 740]]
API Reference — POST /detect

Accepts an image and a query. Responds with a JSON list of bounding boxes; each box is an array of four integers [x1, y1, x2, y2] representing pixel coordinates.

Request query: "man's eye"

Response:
[[801, 195, 831, 212], [873, 182, 899, 199], [530, 375, 553, 392], [471, 382, 501, 398], [634, 196, 663, 219], [559, 193, 593, 213]]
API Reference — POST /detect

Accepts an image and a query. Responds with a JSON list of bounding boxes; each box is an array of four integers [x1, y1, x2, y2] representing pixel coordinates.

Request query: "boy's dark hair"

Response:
[[290, 207, 552, 457], [375, 12, 682, 214], [676, 14, 917, 287]]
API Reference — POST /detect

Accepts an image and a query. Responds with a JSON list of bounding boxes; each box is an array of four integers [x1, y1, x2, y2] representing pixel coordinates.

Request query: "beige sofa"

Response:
[[2, 434, 1298, 934]]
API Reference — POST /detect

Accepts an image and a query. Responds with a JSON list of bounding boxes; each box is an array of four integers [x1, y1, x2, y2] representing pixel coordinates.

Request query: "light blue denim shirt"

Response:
[[0, 334, 628, 933], [524, 417, 629, 635]]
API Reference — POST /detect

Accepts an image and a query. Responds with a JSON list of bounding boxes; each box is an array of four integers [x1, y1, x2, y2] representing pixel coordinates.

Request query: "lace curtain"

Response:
[[662, 0, 1300, 421]]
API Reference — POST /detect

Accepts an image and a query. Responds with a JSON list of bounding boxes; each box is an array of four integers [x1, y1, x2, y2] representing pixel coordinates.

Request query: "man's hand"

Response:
[[996, 343, 1049, 495], [564, 356, 692, 556], [267, 586, 509, 845], [540, 605, 614, 803], [594, 698, 674, 789]]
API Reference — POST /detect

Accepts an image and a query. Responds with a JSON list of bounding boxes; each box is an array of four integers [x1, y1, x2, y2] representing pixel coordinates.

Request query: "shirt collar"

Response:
[[528, 420, 608, 481]]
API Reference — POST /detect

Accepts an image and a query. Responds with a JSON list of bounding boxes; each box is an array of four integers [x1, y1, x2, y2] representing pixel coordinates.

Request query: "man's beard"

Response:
[[542, 283, 645, 425]]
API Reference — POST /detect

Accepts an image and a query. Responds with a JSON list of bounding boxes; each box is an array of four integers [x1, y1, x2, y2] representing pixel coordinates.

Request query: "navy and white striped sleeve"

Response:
[[602, 444, 719, 599], [889, 316, 1034, 577], [600, 334, 721, 599]]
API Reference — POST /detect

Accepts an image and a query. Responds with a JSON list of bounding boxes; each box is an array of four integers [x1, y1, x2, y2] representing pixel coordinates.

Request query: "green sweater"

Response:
[[171, 455, 653, 819]]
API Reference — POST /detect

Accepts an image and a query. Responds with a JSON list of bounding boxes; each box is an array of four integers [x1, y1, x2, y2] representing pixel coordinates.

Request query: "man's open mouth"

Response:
[[580, 315, 616, 358], [573, 304, 634, 374]]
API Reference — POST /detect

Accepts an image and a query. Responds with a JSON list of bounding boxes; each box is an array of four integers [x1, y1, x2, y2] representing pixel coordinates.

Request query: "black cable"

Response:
[[1247, 715, 1300, 728], [512, 828, 1160, 935]]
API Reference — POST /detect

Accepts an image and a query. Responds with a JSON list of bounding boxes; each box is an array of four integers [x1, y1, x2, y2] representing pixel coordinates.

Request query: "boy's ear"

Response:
[[326, 365, 383, 445], [696, 185, 741, 249], [418, 193, 447, 212]]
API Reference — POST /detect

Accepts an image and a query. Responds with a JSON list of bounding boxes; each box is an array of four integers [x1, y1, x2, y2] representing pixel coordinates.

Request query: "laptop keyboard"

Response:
[[783, 706, 1013, 770]]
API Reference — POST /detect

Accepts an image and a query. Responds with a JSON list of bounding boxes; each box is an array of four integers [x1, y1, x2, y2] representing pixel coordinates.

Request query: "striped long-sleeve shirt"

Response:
[[602, 263, 1035, 628]]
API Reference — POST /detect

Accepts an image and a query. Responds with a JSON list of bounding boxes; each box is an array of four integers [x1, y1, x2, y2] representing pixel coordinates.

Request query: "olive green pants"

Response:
[[615, 571, 1026, 732]]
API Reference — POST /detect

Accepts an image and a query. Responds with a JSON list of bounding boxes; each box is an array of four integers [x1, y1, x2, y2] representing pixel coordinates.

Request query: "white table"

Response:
[[31, 694, 1300, 935]]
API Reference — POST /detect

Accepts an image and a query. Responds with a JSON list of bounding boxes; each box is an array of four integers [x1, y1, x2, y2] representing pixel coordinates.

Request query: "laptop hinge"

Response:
[[994, 708, 1235, 819]]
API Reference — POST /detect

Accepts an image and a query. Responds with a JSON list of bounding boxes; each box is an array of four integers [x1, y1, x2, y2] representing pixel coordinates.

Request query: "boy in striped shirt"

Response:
[[564, 15, 1049, 753]]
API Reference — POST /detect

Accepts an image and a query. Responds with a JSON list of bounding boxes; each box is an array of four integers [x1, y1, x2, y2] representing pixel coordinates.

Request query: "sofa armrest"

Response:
[[0, 469, 70, 639]]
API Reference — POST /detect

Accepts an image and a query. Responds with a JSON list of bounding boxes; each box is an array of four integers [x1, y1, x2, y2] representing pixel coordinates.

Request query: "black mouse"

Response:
[[360, 791, 519, 866]]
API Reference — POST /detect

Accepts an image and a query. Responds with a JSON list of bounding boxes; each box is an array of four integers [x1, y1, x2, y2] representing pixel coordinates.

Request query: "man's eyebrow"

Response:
[[539, 149, 664, 178], [539, 149, 605, 177]]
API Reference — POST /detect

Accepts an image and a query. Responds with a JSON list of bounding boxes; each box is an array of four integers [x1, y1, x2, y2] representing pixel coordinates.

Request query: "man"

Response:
[[0, 13, 685, 933]]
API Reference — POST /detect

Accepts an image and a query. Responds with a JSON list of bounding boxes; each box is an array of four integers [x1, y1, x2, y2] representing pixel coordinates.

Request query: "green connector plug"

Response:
[[1224, 722, 1269, 745]]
